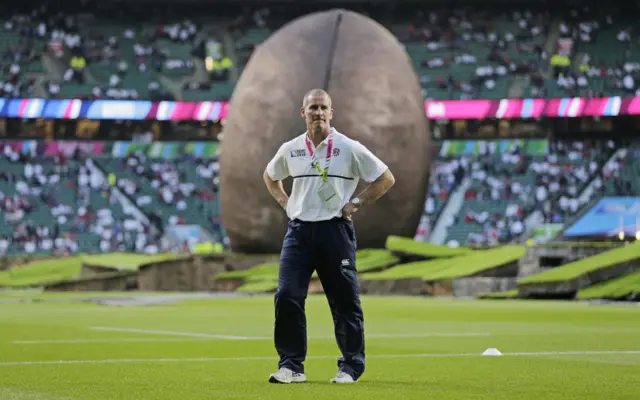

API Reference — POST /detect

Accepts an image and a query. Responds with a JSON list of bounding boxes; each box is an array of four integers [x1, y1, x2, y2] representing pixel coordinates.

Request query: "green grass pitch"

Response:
[[0, 294, 639, 399]]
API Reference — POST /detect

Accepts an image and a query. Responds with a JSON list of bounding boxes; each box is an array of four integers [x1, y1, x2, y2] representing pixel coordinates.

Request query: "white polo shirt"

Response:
[[266, 128, 388, 222]]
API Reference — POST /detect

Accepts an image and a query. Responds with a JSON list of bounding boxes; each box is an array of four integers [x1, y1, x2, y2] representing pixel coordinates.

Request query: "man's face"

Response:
[[301, 94, 333, 132]]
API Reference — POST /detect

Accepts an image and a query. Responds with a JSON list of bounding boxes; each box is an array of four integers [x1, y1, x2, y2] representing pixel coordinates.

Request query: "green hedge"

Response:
[[82, 253, 181, 269], [576, 270, 640, 300], [477, 289, 520, 299], [385, 236, 472, 258], [0, 253, 179, 288], [214, 262, 279, 280], [362, 258, 452, 280], [363, 245, 524, 281], [0, 257, 83, 287], [350, 249, 399, 272], [235, 278, 279, 293], [422, 245, 524, 281], [518, 241, 640, 284], [216, 249, 399, 282]]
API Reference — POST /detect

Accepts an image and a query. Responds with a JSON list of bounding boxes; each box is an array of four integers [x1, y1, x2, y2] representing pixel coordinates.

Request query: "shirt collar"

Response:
[[305, 127, 335, 147]]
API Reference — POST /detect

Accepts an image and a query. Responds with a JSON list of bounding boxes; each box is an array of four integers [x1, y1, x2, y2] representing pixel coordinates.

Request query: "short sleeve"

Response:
[[351, 141, 388, 183], [266, 143, 290, 181]]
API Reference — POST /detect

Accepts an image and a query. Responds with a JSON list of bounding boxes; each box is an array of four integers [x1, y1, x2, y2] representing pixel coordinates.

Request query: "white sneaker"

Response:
[[330, 371, 357, 384], [268, 367, 307, 384]]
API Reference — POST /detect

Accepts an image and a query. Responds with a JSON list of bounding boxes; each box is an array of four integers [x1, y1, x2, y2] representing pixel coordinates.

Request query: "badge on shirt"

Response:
[[318, 182, 341, 210]]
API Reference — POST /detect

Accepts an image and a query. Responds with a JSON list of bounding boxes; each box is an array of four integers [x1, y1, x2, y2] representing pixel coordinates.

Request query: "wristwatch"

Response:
[[351, 197, 361, 206]]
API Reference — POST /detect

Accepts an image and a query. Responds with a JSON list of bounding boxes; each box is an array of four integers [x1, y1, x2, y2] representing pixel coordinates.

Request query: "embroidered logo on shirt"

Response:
[[341, 259, 350, 266], [290, 149, 306, 158], [332, 148, 340, 157]]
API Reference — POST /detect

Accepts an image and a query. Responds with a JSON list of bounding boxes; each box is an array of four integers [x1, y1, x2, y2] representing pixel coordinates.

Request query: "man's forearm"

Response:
[[263, 171, 289, 209], [354, 169, 395, 207]]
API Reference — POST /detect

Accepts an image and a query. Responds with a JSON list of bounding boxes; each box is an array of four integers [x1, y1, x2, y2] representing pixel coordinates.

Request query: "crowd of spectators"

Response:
[[2, 1, 233, 101], [418, 139, 631, 247], [50, 15, 201, 101], [0, 143, 165, 256], [3, 3, 640, 255], [113, 151, 222, 240], [396, 7, 549, 100], [0, 7, 49, 98], [414, 157, 466, 241], [0, 134, 636, 256], [4, 2, 640, 101], [537, 5, 640, 98]]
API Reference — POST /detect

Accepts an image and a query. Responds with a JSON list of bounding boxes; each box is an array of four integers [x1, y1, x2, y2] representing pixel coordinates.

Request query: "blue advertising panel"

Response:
[[564, 197, 640, 237]]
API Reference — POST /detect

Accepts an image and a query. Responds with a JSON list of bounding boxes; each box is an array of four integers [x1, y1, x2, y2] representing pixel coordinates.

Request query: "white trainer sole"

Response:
[[268, 374, 307, 384], [330, 378, 358, 384]]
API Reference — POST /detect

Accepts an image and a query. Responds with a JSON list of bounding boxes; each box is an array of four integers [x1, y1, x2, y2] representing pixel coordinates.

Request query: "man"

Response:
[[263, 88, 395, 384]]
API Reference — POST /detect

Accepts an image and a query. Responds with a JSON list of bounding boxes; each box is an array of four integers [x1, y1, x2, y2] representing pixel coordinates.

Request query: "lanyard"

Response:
[[305, 131, 333, 183]]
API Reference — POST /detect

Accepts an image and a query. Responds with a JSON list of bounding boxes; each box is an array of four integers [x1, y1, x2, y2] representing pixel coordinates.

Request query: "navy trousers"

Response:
[[274, 217, 365, 380]]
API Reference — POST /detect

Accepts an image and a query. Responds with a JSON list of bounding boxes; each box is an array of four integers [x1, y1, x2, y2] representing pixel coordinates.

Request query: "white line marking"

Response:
[[12, 332, 489, 345], [87, 327, 491, 341], [12, 338, 212, 344], [0, 387, 80, 400], [503, 351, 640, 356], [1, 351, 638, 366], [362, 332, 490, 339], [89, 327, 251, 340]]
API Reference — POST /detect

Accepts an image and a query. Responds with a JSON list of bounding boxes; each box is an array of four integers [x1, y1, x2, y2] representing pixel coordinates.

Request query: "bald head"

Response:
[[301, 88, 333, 137], [302, 88, 332, 108]]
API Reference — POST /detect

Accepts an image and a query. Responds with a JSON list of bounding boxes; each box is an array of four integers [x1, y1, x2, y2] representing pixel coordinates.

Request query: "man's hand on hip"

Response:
[[341, 202, 359, 221], [278, 198, 288, 211]]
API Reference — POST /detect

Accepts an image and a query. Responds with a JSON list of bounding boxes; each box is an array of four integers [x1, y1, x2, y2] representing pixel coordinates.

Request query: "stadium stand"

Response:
[[2, 1, 640, 256], [530, 4, 640, 98], [10, 137, 627, 256], [1, 1, 236, 102], [417, 139, 628, 247], [0, 145, 137, 256], [0, 17, 48, 98], [0, 140, 223, 257], [392, 7, 549, 100], [96, 152, 221, 232], [414, 143, 466, 241], [229, 3, 640, 101], [3, 2, 640, 101]]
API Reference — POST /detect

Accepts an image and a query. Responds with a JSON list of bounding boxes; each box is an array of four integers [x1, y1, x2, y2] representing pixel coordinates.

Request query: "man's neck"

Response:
[[307, 126, 331, 147]]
